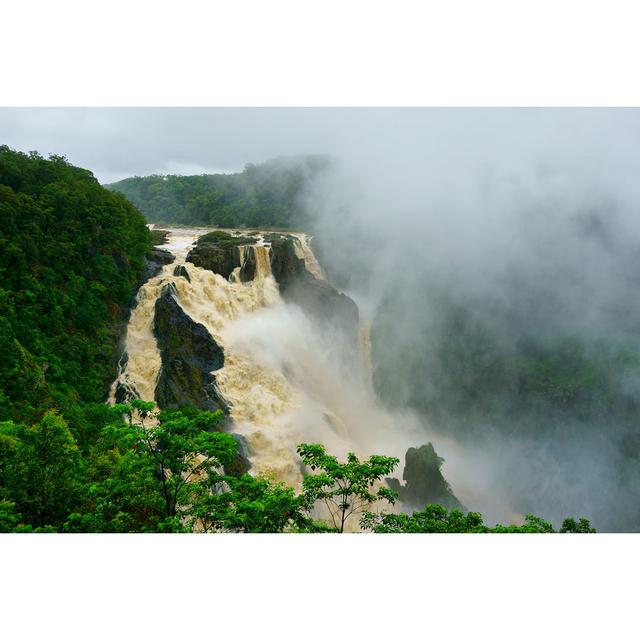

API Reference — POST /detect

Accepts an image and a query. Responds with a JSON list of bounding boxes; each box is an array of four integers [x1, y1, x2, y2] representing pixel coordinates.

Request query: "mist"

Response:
[[300, 108, 640, 531]]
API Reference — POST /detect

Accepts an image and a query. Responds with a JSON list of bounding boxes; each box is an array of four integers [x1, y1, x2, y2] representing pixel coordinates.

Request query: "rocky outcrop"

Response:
[[173, 264, 191, 282], [114, 378, 136, 404], [186, 231, 256, 280], [186, 243, 240, 279], [239, 245, 257, 282], [150, 228, 170, 246], [387, 443, 463, 510], [269, 237, 359, 346], [225, 433, 252, 477], [142, 247, 175, 283], [112, 350, 137, 404], [153, 283, 228, 414]]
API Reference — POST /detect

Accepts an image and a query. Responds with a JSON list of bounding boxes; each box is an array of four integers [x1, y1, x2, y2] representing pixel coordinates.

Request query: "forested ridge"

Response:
[[106, 156, 329, 229], [0, 146, 151, 433]]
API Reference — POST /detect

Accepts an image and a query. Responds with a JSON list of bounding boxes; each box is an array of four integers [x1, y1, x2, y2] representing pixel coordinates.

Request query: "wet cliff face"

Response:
[[269, 237, 360, 348], [153, 283, 228, 414]]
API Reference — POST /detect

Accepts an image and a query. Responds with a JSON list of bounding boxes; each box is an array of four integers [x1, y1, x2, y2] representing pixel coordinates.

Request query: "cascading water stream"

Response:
[[291, 233, 325, 280], [109, 227, 517, 527]]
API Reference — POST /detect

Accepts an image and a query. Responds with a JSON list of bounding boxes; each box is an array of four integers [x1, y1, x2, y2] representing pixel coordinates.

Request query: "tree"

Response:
[[2, 412, 84, 528], [0, 500, 21, 532], [560, 517, 597, 533], [64, 403, 239, 532], [361, 504, 596, 534], [132, 407, 237, 520], [297, 443, 399, 532], [189, 473, 314, 533], [64, 418, 166, 533], [110, 399, 156, 427], [361, 504, 487, 533]]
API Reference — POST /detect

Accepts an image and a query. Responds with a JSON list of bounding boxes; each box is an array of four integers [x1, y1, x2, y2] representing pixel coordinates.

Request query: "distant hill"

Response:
[[106, 156, 330, 229]]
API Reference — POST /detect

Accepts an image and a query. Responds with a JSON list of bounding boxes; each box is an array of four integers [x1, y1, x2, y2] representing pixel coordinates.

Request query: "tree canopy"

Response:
[[0, 401, 595, 533]]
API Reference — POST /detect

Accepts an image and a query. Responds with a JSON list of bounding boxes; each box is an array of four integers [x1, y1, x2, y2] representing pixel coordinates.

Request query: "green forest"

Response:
[[0, 399, 594, 533], [106, 156, 329, 229], [0, 145, 150, 428]]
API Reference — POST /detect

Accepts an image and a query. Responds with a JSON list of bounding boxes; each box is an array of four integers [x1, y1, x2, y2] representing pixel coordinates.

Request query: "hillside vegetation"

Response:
[[106, 156, 329, 228], [0, 145, 151, 434]]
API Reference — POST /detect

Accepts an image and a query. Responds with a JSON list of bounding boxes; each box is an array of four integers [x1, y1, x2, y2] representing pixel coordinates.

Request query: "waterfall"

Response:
[[109, 227, 517, 525], [110, 227, 420, 488], [292, 233, 325, 280], [358, 323, 374, 389], [253, 245, 272, 280]]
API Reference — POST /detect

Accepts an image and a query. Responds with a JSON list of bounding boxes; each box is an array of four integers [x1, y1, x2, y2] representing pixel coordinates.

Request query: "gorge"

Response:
[[109, 226, 470, 514]]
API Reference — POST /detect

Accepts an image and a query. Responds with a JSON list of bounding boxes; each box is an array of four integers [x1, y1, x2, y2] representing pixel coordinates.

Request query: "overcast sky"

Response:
[[2, 107, 640, 184], [0, 107, 378, 183]]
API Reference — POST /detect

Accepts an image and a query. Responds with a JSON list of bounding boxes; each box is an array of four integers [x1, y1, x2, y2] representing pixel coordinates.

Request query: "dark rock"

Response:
[[141, 258, 162, 283], [269, 237, 306, 287], [113, 350, 138, 403], [141, 247, 175, 283], [224, 433, 252, 476], [114, 379, 137, 404], [186, 243, 241, 279], [186, 231, 259, 280], [270, 237, 359, 346], [239, 245, 258, 282], [151, 247, 175, 265], [387, 443, 463, 510], [153, 283, 228, 414], [150, 228, 170, 246], [173, 264, 191, 282]]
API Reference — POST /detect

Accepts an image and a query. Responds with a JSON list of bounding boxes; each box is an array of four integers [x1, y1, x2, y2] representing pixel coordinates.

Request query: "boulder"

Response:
[[153, 283, 228, 414], [173, 264, 191, 282], [387, 443, 463, 510]]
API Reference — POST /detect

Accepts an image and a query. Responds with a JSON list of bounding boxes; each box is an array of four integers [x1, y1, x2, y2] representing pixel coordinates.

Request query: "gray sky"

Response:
[[0, 107, 375, 183], [3, 107, 640, 184]]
